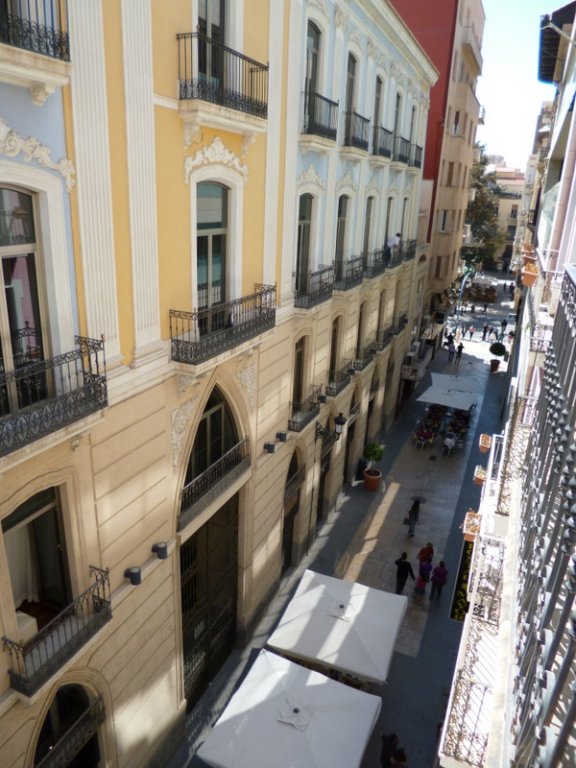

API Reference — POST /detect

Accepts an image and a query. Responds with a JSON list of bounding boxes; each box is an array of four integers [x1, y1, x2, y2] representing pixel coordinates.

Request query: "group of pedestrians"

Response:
[[394, 541, 449, 604], [444, 333, 464, 364]]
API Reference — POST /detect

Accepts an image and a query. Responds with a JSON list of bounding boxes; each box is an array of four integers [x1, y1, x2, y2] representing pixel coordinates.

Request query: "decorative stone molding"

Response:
[[336, 172, 357, 194], [172, 386, 201, 469], [334, 8, 346, 30], [366, 175, 381, 196], [0, 117, 76, 191], [184, 137, 248, 185], [236, 358, 256, 409], [367, 40, 376, 60], [30, 83, 56, 106], [296, 163, 325, 190], [309, 0, 328, 16], [349, 27, 361, 47]]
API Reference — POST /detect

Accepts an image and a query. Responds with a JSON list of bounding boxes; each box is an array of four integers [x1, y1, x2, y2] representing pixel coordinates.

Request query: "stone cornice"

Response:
[[185, 137, 248, 184]]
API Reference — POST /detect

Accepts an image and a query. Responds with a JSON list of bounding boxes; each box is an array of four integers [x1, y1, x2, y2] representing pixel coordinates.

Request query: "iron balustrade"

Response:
[[372, 125, 393, 158], [2, 566, 111, 697], [393, 136, 410, 164], [393, 313, 408, 334], [363, 248, 388, 278], [0, 335, 107, 457], [379, 326, 394, 349], [326, 361, 352, 397], [294, 265, 334, 309], [36, 695, 105, 768], [334, 256, 364, 290], [387, 247, 403, 268], [401, 239, 417, 262], [409, 144, 423, 168], [170, 285, 276, 365], [177, 32, 268, 119], [344, 110, 370, 150], [0, 0, 70, 60], [288, 385, 321, 432], [179, 437, 250, 531], [302, 90, 338, 140], [352, 345, 376, 372]]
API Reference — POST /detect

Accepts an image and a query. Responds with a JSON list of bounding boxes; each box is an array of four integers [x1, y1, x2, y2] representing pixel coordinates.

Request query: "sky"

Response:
[[475, 0, 558, 169]]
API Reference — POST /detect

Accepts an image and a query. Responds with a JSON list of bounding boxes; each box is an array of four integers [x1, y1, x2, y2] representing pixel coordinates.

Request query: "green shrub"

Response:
[[363, 443, 384, 463], [489, 341, 507, 358]]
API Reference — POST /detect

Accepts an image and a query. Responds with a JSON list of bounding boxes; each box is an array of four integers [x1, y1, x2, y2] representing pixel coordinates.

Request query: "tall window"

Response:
[[292, 337, 305, 409], [345, 54, 356, 113], [363, 197, 373, 255], [296, 194, 313, 293], [198, 0, 226, 86], [373, 76, 382, 127], [335, 195, 348, 264], [305, 21, 320, 94], [401, 197, 409, 237], [329, 318, 339, 380], [0, 187, 46, 415], [186, 387, 237, 483], [385, 196, 393, 245], [198, 0, 225, 40], [393, 93, 402, 138], [197, 182, 227, 310], [409, 106, 416, 142], [355, 302, 365, 360]]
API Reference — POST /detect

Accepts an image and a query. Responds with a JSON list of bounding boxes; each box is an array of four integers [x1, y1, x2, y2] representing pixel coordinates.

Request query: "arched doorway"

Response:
[[180, 387, 240, 711], [34, 684, 104, 767], [282, 453, 304, 574]]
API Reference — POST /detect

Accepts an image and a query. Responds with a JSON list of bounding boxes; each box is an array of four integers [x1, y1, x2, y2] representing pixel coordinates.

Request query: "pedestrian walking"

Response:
[[501, 319, 508, 334], [483, 303, 488, 313], [482, 323, 489, 341], [413, 574, 427, 605], [380, 733, 399, 767], [455, 342, 464, 363], [395, 552, 415, 594], [418, 541, 434, 565], [430, 560, 449, 599], [419, 555, 433, 584], [407, 498, 420, 537], [447, 341, 456, 361], [468, 325, 474, 340]]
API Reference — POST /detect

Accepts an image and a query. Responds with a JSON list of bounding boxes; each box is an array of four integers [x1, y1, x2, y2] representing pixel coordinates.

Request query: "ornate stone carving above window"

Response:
[[184, 137, 248, 185]]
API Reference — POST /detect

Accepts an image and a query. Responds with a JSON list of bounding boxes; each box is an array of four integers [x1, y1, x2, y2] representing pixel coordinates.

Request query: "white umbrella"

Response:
[[266, 569, 407, 684], [416, 386, 477, 411], [196, 649, 382, 768]]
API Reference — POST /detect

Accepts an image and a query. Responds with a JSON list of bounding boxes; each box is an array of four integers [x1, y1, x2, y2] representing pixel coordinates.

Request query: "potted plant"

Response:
[[521, 262, 539, 287], [473, 465, 487, 486], [479, 434, 492, 453], [363, 443, 384, 491], [489, 341, 507, 373]]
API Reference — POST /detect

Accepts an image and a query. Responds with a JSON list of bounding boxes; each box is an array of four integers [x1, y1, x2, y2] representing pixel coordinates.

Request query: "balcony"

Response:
[[352, 345, 376, 372], [392, 136, 410, 165], [462, 25, 483, 76], [294, 265, 334, 309], [326, 361, 352, 397], [408, 144, 423, 169], [177, 32, 268, 143], [400, 239, 417, 262], [170, 285, 276, 366], [378, 326, 394, 350], [0, 0, 70, 103], [0, 335, 107, 458], [343, 110, 370, 152], [35, 695, 105, 768], [288, 385, 321, 432], [334, 256, 363, 291], [393, 312, 408, 334], [178, 437, 251, 531], [363, 248, 388, 278], [301, 90, 338, 149], [2, 567, 111, 697], [372, 125, 393, 160]]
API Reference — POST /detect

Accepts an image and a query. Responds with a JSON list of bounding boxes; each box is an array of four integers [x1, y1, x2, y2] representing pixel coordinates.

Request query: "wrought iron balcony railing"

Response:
[[302, 90, 338, 141], [352, 345, 376, 372], [400, 239, 417, 262], [344, 110, 370, 150], [326, 361, 352, 397], [2, 567, 111, 697], [408, 144, 423, 168], [0, 0, 70, 61], [177, 32, 268, 119], [363, 248, 388, 278], [170, 285, 276, 365], [378, 326, 394, 350], [0, 335, 107, 458], [294, 265, 334, 309], [372, 125, 393, 158], [288, 385, 321, 432], [392, 136, 410, 164], [36, 695, 105, 768], [393, 313, 408, 334], [178, 437, 251, 531], [334, 256, 364, 291], [284, 464, 306, 503]]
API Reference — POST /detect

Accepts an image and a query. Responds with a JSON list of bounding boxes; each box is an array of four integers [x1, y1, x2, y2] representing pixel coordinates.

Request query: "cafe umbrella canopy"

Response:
[[416, 374, 477, 412], [266, 569, 408, 684], [196, 649, 382, 768]]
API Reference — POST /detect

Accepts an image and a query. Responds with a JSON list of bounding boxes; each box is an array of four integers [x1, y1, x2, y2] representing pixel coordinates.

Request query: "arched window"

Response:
[[295, 193, 313, 293], [197, 183, 228, 334], [363, 197, 374, 255], [185, 387, 238, 485], [305, 21, 320, 95], [335, 194, 348, 267]]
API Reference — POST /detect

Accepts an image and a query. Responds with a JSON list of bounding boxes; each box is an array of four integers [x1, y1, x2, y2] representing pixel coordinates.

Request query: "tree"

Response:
[[466, 144, 503, 250]]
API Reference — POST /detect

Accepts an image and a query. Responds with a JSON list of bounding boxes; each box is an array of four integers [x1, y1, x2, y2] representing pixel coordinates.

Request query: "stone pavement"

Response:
[[170, 274, 514, 768]]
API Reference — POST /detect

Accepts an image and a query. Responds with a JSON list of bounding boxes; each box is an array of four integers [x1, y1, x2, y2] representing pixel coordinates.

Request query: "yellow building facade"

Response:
[[0, 2, 435, 766]]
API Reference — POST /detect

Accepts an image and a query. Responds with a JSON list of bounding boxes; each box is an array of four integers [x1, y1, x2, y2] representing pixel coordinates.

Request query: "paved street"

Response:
[[170, 273, 514, 768]]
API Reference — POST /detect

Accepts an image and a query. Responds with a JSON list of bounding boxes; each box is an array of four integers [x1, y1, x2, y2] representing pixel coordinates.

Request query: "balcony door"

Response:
[[334, 195, 348, 277], [197, 182, 227, 333], [2, 488, 70, 625], [296, 194, 312, 294], [198, 0, 226, 96], [0, 187, 48, 416], [345, 53, 356, 141], [185, 387, 237, 484]]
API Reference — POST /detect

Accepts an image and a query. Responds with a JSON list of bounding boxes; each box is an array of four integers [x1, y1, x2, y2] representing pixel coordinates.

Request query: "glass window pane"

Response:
[[197, 183, 226, 229], [0, 189, 35, 247], [3, 253, 43, 364]]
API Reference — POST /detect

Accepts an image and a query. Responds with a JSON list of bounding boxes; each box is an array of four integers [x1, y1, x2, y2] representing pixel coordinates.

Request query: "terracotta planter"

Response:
[[473, 465, 486, 486], [363, 468, 382, 491], [521, 264, 538, 287], [479, 434, 492, 453]]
